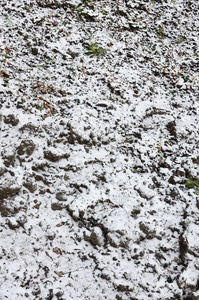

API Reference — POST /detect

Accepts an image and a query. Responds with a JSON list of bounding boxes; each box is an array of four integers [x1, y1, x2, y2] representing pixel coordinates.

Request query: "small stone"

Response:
[[107, 232, 120, 248], [7, 218, 20, 229], [23, 177, 37, 193], [32, 284, 41, 295], [4, 114, 19, 126], [56, 192, 68, 201], [51, 203, 63, 211], [0, 179, 21, 201], [32, 47, 38, 55], [90, 227, 104, 246], [131, 208, 141, 218], [46, 289, 54, 300], [44, 149, 70, 162], [166, 120, 177, 138], [3, 154, 15, 167], [168, 175, 176, 184], [55, 288, 64, 298], [1, 70, 10, 78], [47, 231, 56, 240], [135, 184, 155, 200], [84, 227, 104, 247], [139, 222, 156, 239], [196, 201, 199, 209], [17, 140, 35, 156], [0, 167, 6, 177], [192, 156, 199, 165]]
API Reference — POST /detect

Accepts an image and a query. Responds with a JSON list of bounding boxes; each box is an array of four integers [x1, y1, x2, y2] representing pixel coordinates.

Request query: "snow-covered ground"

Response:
[[0, 0, 199, 299]]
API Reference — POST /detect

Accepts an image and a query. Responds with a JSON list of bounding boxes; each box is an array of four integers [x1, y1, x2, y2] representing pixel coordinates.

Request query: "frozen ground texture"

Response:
[[0, 0, 199, 299]]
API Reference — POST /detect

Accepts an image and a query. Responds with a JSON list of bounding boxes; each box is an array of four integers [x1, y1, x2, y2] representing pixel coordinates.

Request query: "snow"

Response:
[[0, 0, 199, 299]]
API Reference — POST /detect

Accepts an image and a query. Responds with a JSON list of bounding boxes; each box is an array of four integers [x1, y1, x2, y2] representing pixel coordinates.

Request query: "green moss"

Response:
[[185, 178, 199, 189], [176, 36, 185, 44], [85, 43, 106, 57]]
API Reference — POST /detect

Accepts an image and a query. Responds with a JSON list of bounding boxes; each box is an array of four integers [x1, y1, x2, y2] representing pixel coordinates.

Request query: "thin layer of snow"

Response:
[[0, 0, 199, 299]]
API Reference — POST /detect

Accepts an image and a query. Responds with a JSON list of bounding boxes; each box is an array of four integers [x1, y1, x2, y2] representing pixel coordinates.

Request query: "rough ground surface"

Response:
[[0, 0, 199, 299]]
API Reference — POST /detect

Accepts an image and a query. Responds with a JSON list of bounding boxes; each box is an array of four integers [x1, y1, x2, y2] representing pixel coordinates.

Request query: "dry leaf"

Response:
[[45, 251, 53, 261], [53, 247, 62, 255], [54, 271, 65, 277]]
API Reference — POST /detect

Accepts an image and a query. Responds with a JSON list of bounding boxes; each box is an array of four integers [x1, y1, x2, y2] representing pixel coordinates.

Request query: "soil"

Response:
[[0, 1, 199, 299]]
